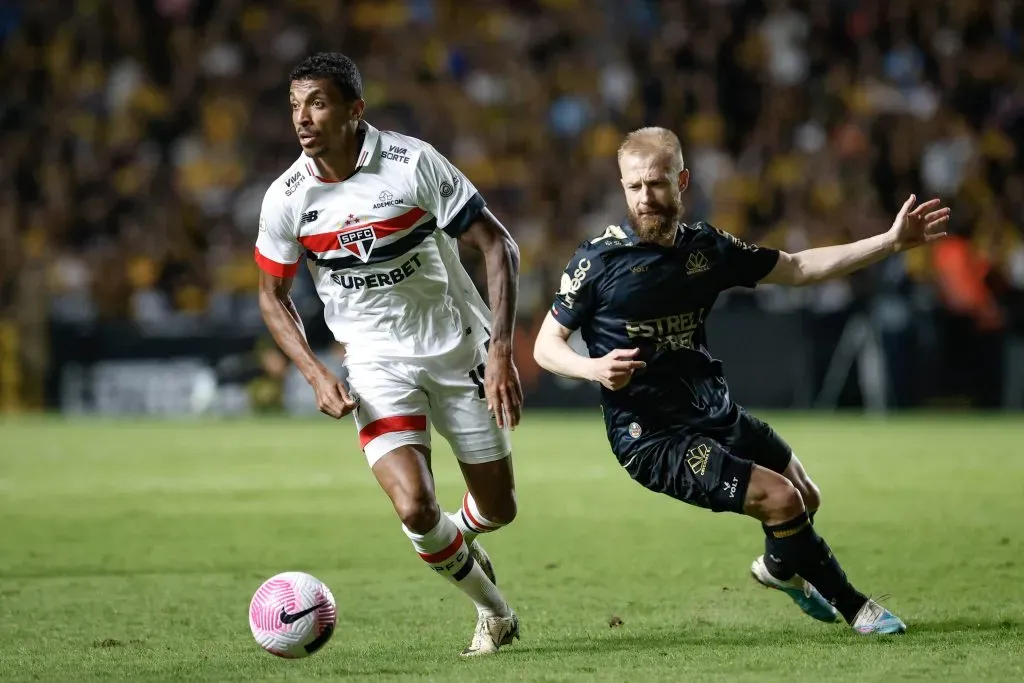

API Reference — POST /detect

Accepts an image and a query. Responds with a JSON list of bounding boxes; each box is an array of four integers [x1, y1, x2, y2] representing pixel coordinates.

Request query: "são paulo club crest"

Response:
[[336, 215, 376, 263]]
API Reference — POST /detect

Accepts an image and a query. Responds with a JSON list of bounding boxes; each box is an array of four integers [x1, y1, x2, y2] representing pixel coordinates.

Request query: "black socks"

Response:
[[764, 509, 815, 581], [763, 510, 868, 623]]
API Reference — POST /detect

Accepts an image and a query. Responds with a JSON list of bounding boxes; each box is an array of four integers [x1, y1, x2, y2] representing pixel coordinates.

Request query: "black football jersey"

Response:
[[549, 221, 780, 459]]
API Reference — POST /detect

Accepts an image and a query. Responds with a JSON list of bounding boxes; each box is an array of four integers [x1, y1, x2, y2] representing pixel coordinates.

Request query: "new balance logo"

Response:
[[686, 442, 712, 476], [300, 210, 319, 225]]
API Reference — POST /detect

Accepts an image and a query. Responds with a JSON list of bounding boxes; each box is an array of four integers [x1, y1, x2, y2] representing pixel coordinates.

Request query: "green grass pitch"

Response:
[[1, 412, 1023, 681]]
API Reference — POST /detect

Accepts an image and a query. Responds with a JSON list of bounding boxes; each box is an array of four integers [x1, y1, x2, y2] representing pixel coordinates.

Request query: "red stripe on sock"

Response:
[[358, 415, 427, 448], [462, 492, 501, 531], [419, 531, 464, 564]]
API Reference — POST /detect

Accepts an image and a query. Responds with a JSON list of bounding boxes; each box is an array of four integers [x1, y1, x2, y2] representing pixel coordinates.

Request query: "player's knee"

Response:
[[801, 479, 821, 512], [767, 481, 805, 521], [747, 471, 805, 523], [394, 494, 440, 534], [783, 453, 820, 512], [480, 491, 518, 526]]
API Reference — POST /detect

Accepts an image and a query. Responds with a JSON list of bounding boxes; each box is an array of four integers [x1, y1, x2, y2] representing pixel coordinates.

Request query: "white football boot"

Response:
[[460, 610, 520, 657], [851, 597, 907, 635]]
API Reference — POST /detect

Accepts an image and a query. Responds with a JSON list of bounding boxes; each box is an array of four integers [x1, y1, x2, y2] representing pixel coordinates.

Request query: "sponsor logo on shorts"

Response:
[[628, 422, 642, 439], [686, 442, 713, 476], [723, 476, 738, 499]]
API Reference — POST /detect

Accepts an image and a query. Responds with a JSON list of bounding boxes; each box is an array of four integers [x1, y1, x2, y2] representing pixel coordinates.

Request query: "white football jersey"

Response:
[[254, 121, 492, 364]]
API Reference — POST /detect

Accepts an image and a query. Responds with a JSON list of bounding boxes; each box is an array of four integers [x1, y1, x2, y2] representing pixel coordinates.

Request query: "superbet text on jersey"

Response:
[[254, 121, 492, 364]]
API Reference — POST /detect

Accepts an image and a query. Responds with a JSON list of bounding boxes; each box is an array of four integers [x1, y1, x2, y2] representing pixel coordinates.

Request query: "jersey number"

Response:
[[468, 363, 486, 399]]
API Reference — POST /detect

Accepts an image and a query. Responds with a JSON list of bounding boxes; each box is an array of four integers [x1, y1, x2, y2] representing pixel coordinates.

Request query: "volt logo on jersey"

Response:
[[337, 225, 377, 262]]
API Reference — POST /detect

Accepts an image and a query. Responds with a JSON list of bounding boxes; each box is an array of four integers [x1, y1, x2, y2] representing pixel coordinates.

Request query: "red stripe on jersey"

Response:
[[419, 531, 465, 564], [358, 414, 428, 448], [254, 247, 300, 278], [298, 207, 428, 253]]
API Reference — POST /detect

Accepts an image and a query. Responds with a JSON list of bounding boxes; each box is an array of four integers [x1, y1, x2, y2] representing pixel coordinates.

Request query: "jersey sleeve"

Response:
[[412, 143, 486, 238], [254, 188, 302, 278], [708, 225, 780, 289], [550, 249, 603, 331]]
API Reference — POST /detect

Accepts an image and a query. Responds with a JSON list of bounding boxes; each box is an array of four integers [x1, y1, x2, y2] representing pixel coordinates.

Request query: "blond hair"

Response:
[[617, 127, 685, 174]]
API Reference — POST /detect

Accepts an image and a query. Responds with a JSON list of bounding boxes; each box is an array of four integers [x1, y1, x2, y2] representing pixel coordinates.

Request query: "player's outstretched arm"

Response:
[[458, 209, 524, 429], [257, 270, 356, 419], [533, 313, 645, 391], [761, 194, 950, 287]]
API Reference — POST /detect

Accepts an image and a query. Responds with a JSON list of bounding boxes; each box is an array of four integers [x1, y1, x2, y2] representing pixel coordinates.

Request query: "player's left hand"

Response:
[[485, 344, 523, 430], [888, 194, 950, 252]]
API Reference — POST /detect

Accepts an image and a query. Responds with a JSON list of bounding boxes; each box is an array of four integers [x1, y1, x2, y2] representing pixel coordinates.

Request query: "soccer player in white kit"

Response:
[[255, 53, 521, 656]]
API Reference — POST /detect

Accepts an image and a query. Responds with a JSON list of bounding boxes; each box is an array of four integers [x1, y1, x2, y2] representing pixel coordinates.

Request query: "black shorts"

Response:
[[621, 410, 793, 514]]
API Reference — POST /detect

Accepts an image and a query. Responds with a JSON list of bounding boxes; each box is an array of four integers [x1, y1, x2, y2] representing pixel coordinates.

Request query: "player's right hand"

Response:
[[311, 371, 358, 419], [590, 348, 646, 391]]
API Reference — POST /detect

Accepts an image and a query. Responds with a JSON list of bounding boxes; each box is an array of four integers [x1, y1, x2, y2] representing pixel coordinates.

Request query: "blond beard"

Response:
[[629, 210, 681, 244]]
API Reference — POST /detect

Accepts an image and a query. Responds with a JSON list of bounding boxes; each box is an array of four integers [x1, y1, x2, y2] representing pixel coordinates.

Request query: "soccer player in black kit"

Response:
[[533, 127, 951, 635]]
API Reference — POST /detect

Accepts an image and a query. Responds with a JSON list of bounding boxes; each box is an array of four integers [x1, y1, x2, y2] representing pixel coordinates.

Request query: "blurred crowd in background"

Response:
[[1, 0, 1023, 411]]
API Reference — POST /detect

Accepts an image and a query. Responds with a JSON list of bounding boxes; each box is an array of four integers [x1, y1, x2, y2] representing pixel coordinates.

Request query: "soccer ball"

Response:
[[249, 571, 337, 658]]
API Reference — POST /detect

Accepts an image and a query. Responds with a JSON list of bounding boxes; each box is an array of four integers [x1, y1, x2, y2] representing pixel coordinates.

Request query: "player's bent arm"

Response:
[[760, 232, 896, 287], [257, 270, 331, 383], [457, 208, 521, 353], [532, 313, 597, 382]]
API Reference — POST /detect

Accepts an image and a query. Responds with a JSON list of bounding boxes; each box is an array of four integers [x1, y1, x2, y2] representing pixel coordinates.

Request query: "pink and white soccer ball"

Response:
[[249, 571, 337, 658]]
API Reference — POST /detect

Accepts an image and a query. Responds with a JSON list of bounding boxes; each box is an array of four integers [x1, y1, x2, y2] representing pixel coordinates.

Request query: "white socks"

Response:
[[403, 514, 509, 617], [448, 491, 505, 544]]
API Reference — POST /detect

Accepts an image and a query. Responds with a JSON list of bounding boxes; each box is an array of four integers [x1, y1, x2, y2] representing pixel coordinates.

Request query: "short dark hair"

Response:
[[289, 52, 363, 102]]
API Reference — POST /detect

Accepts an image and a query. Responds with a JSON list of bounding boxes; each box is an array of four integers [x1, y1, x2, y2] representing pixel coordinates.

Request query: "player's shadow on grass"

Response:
[[908, 617, 1023, 635], [504, 618, 1024, 656], [504, 630, 841, 655]]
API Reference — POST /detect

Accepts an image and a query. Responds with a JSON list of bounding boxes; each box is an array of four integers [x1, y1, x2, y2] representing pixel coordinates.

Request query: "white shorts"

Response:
[[345, 341, 511, 466]]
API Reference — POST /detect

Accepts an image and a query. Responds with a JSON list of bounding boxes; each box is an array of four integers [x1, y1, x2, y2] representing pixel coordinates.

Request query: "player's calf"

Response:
[[449, 456, 518, 544], [403, 515, 510, 618], [448, 457, 517, 587], [448, 491, 514, 586], [763, 455, 821, 581], [745, 466, 872, 626], [450, 490, 516, 543], [373, 446, 512, 627]]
